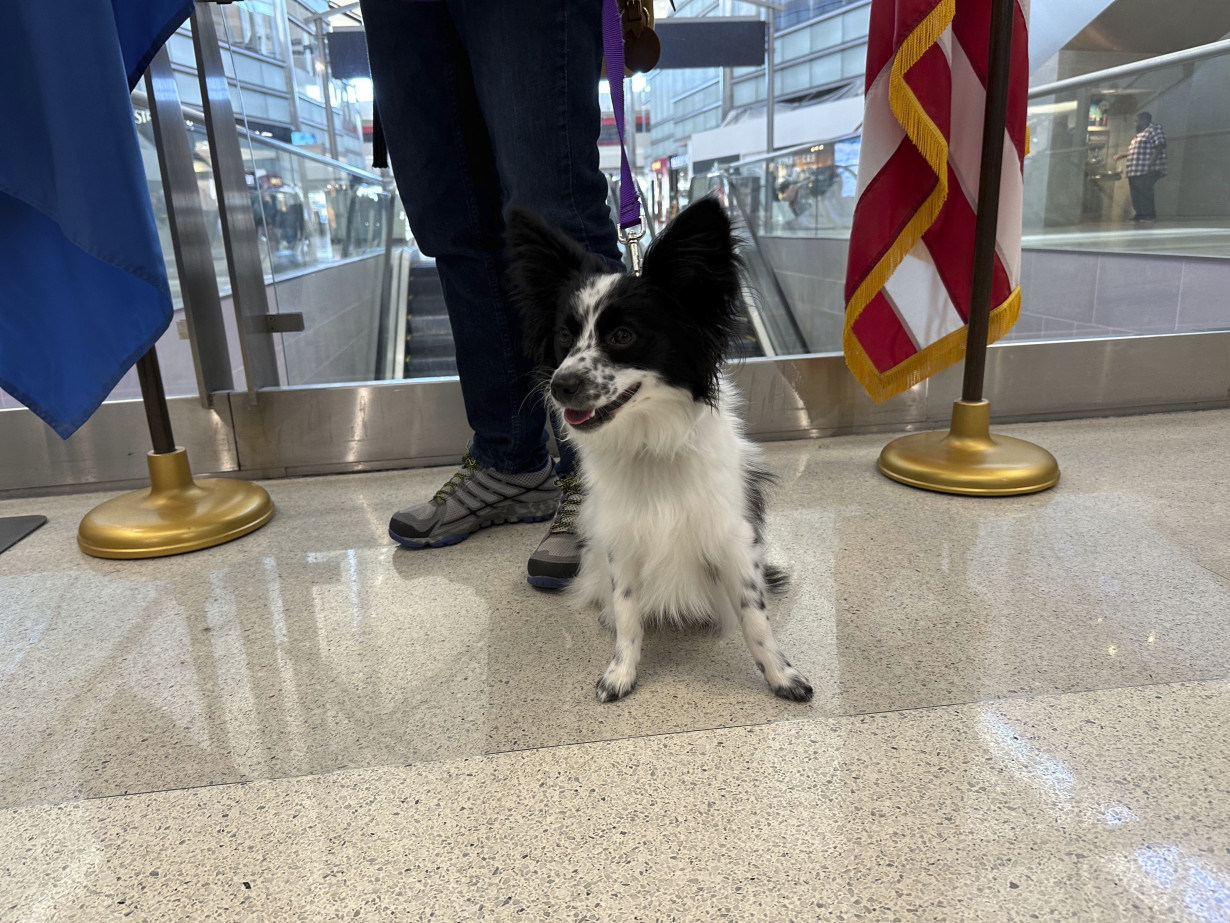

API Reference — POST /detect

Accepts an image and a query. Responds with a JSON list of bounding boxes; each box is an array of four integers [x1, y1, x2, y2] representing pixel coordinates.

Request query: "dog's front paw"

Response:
[[595, 674, 636, 703], [770, 669, 814, 703]]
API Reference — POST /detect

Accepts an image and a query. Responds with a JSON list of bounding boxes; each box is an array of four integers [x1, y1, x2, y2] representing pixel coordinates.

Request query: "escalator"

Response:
[[398, 172, 807, 380], [403, 262, 458, 378], [691, 172, 811, 359]]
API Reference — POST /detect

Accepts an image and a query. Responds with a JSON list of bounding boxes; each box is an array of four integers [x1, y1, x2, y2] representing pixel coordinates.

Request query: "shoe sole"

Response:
[[527, 575, 572, 590], [389, 510, 556, 549]]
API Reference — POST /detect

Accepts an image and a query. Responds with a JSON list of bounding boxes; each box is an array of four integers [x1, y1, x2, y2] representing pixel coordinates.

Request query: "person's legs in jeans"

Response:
[[453, 0, 621, 582], [361, 0, 551, 475], [360, 0, 619, 573], [450, 0, 622, 479], [361, 0, 619, 479]]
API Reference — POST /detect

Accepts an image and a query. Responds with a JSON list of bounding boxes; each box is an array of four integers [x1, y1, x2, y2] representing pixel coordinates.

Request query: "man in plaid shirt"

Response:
[[1114, 111, 1167, 221]]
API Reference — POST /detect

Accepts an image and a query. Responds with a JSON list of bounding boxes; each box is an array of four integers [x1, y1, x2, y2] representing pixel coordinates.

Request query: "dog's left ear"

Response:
[[506, 207, 609, 367], [640, 195, 743, 317]]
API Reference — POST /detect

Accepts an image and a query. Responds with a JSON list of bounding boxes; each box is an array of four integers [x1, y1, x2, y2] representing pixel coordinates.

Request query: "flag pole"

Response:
[[135, 347, 177, 455], [960, 0, 1016, 404], [876, 0, 1059, 495]]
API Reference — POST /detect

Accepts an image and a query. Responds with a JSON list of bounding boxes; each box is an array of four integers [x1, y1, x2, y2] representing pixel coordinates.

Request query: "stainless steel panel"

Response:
[[740, 332, 1230, 437], [971, 332, 1230, 421], [229, 332, 1230, 470], [732, 354, 928, 438], [5, 332, 1229, 493], [145, 46, 234, 400], [226, 379, 470, 475], [0, 398, 238, 495]]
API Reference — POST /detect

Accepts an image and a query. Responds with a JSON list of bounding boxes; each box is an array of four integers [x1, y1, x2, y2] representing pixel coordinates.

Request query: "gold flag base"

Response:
[[78, 448, 274, 559], [877, 400, 1059, 496]]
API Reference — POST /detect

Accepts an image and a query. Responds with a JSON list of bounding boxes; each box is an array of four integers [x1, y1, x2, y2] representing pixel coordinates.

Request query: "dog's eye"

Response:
[[556, 327, 574, 348], [607, 327, 635, 348]]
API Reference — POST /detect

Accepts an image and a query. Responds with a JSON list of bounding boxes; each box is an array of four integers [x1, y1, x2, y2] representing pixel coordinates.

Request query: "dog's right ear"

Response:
[[505, 207, 606, 368]]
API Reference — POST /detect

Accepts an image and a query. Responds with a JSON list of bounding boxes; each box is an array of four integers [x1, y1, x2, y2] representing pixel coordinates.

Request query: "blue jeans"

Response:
[[360, 0, 622, 477]]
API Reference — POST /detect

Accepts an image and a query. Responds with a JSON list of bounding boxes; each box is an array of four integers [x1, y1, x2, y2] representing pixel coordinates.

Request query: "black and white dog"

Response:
[[506, 197, 812, 704]]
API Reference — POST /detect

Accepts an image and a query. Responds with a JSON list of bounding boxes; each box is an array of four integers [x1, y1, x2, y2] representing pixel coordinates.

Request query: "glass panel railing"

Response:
[[1022, 43, 1230, 260], [690, 44, 1230, 351], [237, 133, 402, 386], [734, 47, 1230, 258], [680, 150, 856, 355], [214, 9, 412, 389]]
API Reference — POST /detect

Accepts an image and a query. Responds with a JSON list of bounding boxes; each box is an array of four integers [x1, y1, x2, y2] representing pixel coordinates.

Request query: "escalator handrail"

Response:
[[707, 171, 811, 356]]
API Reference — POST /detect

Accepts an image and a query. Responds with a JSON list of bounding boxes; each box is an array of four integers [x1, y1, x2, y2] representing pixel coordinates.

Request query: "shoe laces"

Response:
[[550, 475, 584, 534], [433, 451, 479, 504]]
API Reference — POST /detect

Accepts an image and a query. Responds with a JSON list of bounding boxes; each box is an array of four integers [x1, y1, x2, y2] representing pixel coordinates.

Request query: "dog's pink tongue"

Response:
[[564, 408, 594, 426]]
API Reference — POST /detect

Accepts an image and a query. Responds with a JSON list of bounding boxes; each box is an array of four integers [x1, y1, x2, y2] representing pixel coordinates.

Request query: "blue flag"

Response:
[[0, 0, 193, 438]]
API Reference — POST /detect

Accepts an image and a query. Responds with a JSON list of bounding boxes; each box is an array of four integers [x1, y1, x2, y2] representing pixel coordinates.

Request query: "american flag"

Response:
[[843, 0, 1029, 403]]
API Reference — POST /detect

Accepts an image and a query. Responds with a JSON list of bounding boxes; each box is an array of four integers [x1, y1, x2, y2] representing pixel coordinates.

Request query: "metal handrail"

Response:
[[131, 88, 383, 184], [309, 1, 363, 23], [702, 41, 1230, 175], [233, 131, 383, 184], [732, 133, 863, 170], [1028, 39, 1230, 99]]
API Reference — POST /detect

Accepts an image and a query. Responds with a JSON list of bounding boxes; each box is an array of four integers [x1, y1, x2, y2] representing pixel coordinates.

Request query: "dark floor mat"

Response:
[[0, 515, 47, 555]]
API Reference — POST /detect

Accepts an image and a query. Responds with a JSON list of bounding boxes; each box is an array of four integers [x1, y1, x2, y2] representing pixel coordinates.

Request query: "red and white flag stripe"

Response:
[[843, 0, 1030, 403]]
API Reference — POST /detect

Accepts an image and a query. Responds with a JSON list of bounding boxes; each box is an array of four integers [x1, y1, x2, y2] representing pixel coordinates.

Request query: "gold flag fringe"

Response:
[[844, 287, 1022, 404], [843, 0, 1024, 404]]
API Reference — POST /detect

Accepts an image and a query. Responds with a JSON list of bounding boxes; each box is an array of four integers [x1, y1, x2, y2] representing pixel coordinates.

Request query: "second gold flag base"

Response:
[[878, 400, 1059, 496], [78, 448, 274, 559]]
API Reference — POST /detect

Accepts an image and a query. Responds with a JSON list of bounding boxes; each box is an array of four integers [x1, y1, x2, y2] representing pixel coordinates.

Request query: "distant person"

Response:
[[359, 0, 623, 588], [1114, 111, 1166, 222]]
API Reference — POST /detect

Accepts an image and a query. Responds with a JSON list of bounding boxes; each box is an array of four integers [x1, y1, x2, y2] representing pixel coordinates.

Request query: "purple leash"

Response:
[[602, 0, 646, 273]]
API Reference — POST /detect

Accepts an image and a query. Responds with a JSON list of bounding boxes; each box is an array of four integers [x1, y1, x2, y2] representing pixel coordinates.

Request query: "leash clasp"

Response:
[[618, 224, 646, 276]]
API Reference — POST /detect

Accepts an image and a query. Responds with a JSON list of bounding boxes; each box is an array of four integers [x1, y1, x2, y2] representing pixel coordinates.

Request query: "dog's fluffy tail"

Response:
[[763, 563, 790, 596]]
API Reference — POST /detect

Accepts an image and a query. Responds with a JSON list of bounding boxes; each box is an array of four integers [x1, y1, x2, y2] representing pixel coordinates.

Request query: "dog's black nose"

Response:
[[552, 371, 584, 403]]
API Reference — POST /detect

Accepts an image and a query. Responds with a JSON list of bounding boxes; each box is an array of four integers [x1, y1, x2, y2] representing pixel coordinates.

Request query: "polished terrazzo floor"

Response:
[[1, 409, 1228, 921]]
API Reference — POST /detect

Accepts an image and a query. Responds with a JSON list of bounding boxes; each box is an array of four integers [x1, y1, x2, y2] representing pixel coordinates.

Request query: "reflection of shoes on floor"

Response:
[[389, 452, 560, 549], [527, 475, 583, 590]]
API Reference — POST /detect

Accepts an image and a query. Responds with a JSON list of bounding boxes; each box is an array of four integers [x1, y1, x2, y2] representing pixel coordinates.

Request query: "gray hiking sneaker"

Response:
[[389, 451, 561, 549], [527, 475, 584, 589]]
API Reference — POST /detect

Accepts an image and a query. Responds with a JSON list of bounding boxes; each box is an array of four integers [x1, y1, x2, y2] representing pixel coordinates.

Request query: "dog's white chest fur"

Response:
[[571, 380, 758, 628]]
